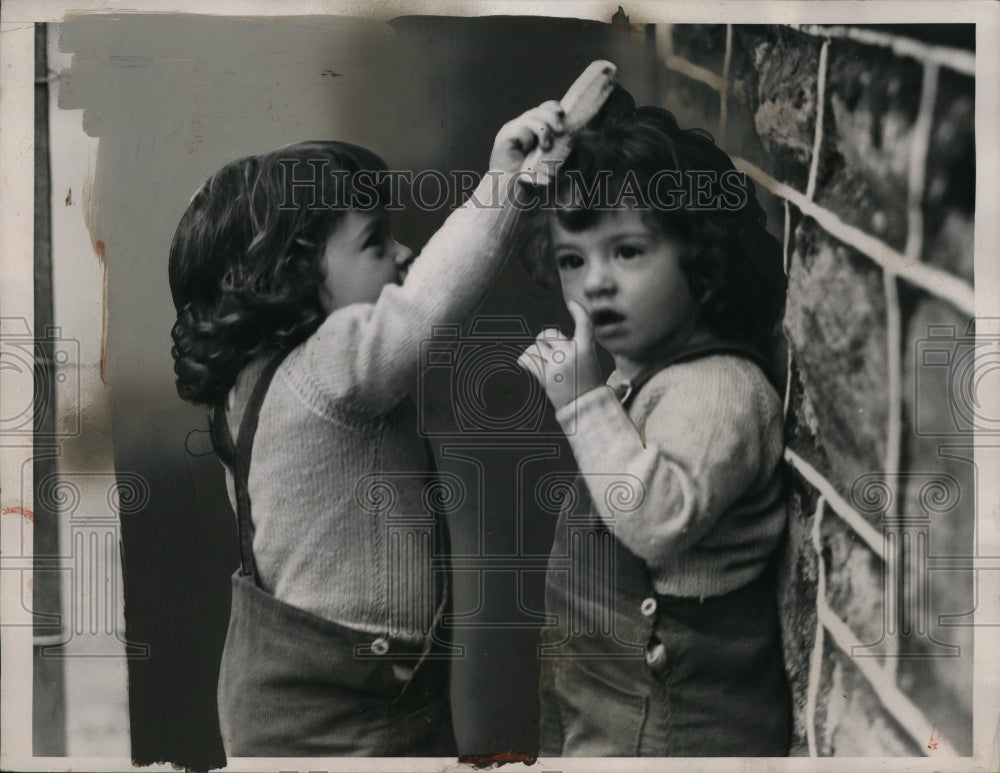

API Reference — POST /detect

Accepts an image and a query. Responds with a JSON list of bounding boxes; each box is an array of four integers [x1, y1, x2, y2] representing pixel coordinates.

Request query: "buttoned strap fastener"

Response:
[[617, 339, 775, 410]]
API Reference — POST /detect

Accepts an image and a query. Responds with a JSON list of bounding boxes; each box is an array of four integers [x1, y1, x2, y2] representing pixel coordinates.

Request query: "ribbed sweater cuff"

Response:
[[555, 385, 642, 468]]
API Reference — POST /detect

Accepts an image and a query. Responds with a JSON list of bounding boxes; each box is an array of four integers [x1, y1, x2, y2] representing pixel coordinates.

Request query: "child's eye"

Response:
[[616, 244, 643, 260], [556, 253, 584, 271], [363, 228, 387, 254]]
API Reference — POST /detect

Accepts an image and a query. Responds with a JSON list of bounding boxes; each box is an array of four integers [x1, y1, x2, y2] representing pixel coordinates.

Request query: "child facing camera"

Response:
[[518, 86, 792, 756], [168, 102, 564, 756]]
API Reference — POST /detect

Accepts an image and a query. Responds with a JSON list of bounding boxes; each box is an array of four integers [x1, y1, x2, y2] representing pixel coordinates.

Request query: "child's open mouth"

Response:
[[591, 308, 626, 329]]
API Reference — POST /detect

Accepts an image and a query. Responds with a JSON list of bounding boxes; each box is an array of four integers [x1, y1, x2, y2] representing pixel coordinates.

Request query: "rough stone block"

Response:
[[814, 39, 922, 252], [776, 477, 821, 756], [661, 71, 721, 137], [900, 293, 976, 555], [785, 358, 832, 478], [754, 182, 787, 247], [901, 294, 974, 443], [817, 649, 922, 755], [784, 217, 888, 505], [723, 84, 771, 177], [895, 595, 973, 755], [669, 24, 728, 76], [895, 290, 975, 754], [730, 26, 823, 192], [922, 68, 974, 282], [821, 512, 885, 648]]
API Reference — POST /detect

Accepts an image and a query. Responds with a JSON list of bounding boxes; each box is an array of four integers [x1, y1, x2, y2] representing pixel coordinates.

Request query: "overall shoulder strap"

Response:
[[209, 404, 236, 469], [219, 350, 291, 582], [621, 340, 775, 410]]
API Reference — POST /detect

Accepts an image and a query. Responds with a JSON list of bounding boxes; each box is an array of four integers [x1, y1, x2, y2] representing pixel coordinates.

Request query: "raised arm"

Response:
[[518, 304, 782, 568], [300, 102, 566, 415]]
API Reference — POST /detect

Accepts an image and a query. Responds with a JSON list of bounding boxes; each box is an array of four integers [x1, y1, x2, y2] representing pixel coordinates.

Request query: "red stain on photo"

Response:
[[927, 724, 939, 751], [458, 752, 536, 768], [2, 505, 34, 522]]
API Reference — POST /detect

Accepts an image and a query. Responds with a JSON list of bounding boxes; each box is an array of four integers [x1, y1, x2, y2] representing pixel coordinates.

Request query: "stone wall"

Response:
[[653, 23, 976, 756]]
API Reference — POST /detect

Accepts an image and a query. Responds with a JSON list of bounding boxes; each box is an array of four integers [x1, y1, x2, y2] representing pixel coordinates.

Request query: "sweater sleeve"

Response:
[[554, 358, 782, 569], [296, 171, 522, 415]]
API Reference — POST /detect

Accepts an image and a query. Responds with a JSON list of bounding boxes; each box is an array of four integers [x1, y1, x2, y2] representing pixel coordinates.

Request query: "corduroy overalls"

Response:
[[212, 353, 456, 757], [538, 341, 792, 756]]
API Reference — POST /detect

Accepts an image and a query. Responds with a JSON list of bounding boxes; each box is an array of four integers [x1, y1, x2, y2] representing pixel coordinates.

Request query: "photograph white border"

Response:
[[2, 1, 998, 771]]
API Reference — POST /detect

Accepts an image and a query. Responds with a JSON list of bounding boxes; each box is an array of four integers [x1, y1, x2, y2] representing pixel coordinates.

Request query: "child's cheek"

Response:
[[560, 275, 583, 303]]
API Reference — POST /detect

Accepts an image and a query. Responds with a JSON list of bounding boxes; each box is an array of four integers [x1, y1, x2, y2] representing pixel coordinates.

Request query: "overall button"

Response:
[[645, 639, 667, 675], [371, 636, 390, 655], [640, 597, 657, 617]]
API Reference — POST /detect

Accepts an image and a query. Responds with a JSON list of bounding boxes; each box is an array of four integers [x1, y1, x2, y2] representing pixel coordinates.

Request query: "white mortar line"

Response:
[[785, 449, 885, 560], [662, 52, 726, 92], [885, 57, 937, 678], [805, 40, 829, 201], [782, 198, 793, 275], [883, 270, 902, 679], [905, 62, 940, 262], [655, 23, 674, 69], [783, 346, 794, 423], [806, 495, 827, 757], [818, 599, 957, 756], [719, 24, 733, 141], [794, 24, 975, 77], [732, 156, 975, 314], [884, 279, 903, 487], [782, 199, 794, 421]]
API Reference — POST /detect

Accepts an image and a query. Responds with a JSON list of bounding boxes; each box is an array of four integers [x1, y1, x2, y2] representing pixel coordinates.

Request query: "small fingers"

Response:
[[506, 122, 540, 154], [566, 301, 593, 344], [537, 328, 574, 367], [520, 104, 566, 148], [535, 100, 566, 129], [517, 344, 547, 379]]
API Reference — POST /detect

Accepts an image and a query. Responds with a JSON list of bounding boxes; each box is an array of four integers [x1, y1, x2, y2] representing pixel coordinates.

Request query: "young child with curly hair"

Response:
[[169, 101, 564, 756], [518, 87, 792, 756]]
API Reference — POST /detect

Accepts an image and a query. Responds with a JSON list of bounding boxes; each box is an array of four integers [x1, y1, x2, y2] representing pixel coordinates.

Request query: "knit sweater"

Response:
[[554, 353, 786, 598], [223, 172, 521, 643]]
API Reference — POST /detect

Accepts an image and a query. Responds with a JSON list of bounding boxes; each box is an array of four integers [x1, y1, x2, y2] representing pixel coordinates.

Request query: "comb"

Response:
[[521, 60, 618, 185]]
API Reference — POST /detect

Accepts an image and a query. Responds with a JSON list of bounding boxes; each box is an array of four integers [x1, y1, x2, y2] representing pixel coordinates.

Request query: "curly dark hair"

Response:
[[169, 140, 390, 406], [519, 86, 786, 357]]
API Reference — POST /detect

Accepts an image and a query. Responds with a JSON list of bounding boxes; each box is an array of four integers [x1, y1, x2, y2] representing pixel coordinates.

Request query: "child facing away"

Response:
[[518, 86, 792, 756], [168, 101, 565, 756]]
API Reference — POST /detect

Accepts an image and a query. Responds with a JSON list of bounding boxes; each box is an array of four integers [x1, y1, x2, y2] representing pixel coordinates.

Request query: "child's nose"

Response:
[[583, 261, 615, 296], [394, 242, 415, 267]]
